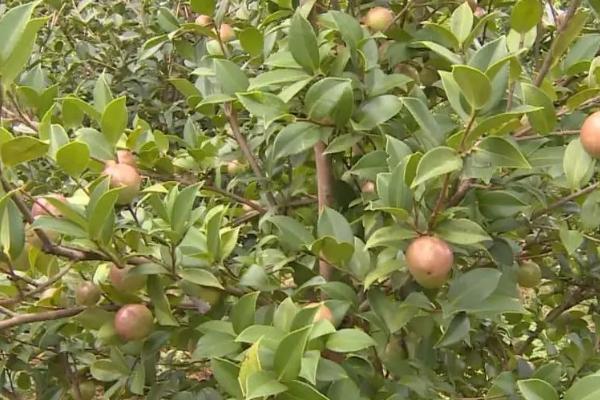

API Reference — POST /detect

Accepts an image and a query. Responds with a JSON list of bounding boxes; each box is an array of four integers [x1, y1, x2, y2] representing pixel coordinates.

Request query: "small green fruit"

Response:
[[517, 260, 542, 288]]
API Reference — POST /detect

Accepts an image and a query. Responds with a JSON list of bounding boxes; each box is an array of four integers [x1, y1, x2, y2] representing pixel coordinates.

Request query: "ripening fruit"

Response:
[[116, 150, 137, 168], [306, 302, 334, 324], [75, 282, 101, 306], [364, 7, 394, 32], [361, 181, 375, 194], [517, 260, 542, 288], [103, 162, 142, 204], [114, 304, 154, 341], [31, 194, 66, 219], [405, 236, 454, 288], [109, 264, 146, 292], [474, 6, 486, 18], [580, 111, 600, 158], [70, 380, 96, 400], [195, 14, 212, 26], [227, 160, 246, 175], [219, 23, 235, 42]]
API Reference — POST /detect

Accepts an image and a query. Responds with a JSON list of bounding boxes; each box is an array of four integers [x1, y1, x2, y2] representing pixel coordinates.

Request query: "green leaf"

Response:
[[56, 142, 90, 176], [32, 215, 87, 238], [522, 83, 556, 134], [0, 1, 39, 63], [274, 326, 311, 381], [289, 12, 319, 74], [353, 95, 402, 130], [236, 325, 286, 344], [249, 69, 311, 90], [518, 379, 559, 400], [214, 59, 250, 95], [239, 27, 264, 57], [1, 200, 24, 259], [511, 0, 542, 33], [101, 96, 128, 145], [1, 136, 48, 166], [272, 122, 330, 160], [444, 268, 502, 315], [239, 340, 262, 396], [436, 312, 470, 348], [559, 225, 584, 255], [326, 329, 376, 352], [190, 0, 215, 14], [180, 269, 223, 289], [170, 184, 200, 238], [565, 374, 600, 400], [193, 332, 241, 359], [279, 380, 330, 400], [305, 78, 353, 127], [478, 190, 528, 219], [91, 360, 125, 382], [401, 97, 444, 149], [237, 91, 288, 122], [411, 147, 462, 188], [266, 215, 314, 250], [147, 275, 177, 326], [452, 65, 491, 110], [246, 371, 288, 400], [231, 291, 260, 334], [318, 207, 353, 244], [129, 362, 145, 395], [88, 187, 120, 241], [365, 225, 417, 249], [439, 71, 469, 121], [211, 358, 243, 399], [94, 73, 113, 112], [450, 1, 473, 45], [553, 11, 589, 62], [564, 139, 595, 190], [1, 17, 48, 85], [414, 41, 462, 64], [434, 218, 491, 245], [477, 137, 531, 169]]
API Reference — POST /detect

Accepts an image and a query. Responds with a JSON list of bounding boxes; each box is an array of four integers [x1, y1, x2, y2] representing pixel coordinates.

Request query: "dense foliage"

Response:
[[3, 0, 600, 399]]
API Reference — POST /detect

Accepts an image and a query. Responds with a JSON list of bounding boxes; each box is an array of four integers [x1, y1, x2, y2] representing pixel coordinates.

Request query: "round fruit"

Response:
[[109, 264, 146, 292], [227, 160, 246, 175], [406, 236, 454, 288], [103, 162, 142, 205], [306, 302, 334, 324], [195, 14, 212, 26], [197, 286, 222, 306], [75, 282, 101, 306], [361, 181, 375, 194], [31, 194, 66, 219], [474, 6, 486, 18], [364, 7, 394, 32], [114, 304, 154, 341], [70, 380, 96, 400], [517, 260, 542, 288], [219, 23, 235, 42], [116, 150, 137, 168], [581, 112, 600, 158]]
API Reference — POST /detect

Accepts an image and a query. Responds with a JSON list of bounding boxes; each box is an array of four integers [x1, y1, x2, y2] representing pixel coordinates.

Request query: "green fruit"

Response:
[[517, 260, 542, 288], [70, 380, 96, 400], [114, 304, 154, 341], [75, 282, 101, 306], [406, 236, 454, 288], [364, 7, 393, 32]]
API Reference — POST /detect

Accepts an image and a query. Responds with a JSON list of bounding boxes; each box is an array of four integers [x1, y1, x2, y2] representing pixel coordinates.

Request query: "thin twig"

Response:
[[0, 307, 86, 330], [0, 263, 75, 306], [532, 182, 600, 219]]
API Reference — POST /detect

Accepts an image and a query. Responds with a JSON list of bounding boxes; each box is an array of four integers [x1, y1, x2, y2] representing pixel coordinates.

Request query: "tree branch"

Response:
[[0, 307, 86, 330], [313, 141, 334, 281], [223, 103, 277, 209], [0, 263, 74, 306], [531, 182, 600, 219], [447, 178, 474, 207]]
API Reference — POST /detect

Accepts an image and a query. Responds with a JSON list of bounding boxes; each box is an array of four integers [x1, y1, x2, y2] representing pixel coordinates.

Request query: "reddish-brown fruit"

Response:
[[474, 6, 486, 18], [406, 236, 454, 288], [114, 304, 154, 341], [103, 162, 142, 204], [361, 181, 376, 194], [116, 149, 137, 168], [195, 14, 212, 26], [31, 194, 66, 219], [365, 7, 394, 32], [306, 302, 334, 324], [109, 264, 146, 292], [581, 111, 600, 158], [75, 282, 101, 306], [219, 23, 235, 42]]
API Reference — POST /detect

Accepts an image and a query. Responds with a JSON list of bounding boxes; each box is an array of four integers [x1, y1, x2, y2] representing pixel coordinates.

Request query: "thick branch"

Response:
[[533, 0, 582, 87], [0, 307, 86, 330], [447, 178, 474, 207], [314, 141, 334, 280], [223, 103, 277, 209]]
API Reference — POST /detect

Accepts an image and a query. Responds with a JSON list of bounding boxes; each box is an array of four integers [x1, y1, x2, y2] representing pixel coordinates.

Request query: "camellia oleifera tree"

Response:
[[3, 0, 600, 399]]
